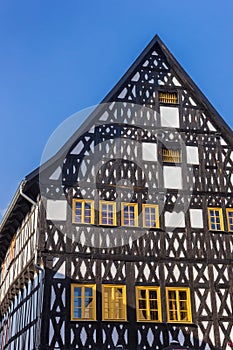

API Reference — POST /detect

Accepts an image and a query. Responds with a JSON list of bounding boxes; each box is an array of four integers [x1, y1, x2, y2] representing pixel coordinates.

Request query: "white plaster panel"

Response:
[[165, 211, 185, 228], [142, 142, 157, 161], [53, 262, 66, 279], [190, 209, 203, 228], [186, 146, 199, 165], [160, 106, 180, 128], [163, 166, 182, 189], [207, 121, 216, 132], [49, 166, 62, 180], [46, 200, 67, 221]]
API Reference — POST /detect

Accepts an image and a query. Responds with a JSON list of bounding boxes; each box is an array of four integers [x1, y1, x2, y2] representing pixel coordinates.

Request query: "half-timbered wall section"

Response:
[[1, 35, 233, 350], [0, 270, 44, 350], [0, 193, 45, 350], [0, 205, 37, 310]]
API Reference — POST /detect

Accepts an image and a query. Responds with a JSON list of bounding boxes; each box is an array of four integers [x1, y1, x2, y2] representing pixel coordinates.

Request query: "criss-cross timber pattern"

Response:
[[39, 36, 233, 350], [1, 35, 233, 350]]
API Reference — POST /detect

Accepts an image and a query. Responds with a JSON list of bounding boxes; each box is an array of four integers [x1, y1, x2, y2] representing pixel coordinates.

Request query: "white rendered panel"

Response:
[[142, 143, 157, 161], [190, 209, 203, 228], [165, 211, 185, 228], [163, 166, 182, 189], [46, 200, 67, 221], [160, 106, 180, 128], [186, 146, 199, 165]]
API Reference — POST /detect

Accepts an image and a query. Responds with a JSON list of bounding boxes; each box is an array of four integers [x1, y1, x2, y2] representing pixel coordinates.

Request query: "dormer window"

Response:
[[159, 92, 178, 104]]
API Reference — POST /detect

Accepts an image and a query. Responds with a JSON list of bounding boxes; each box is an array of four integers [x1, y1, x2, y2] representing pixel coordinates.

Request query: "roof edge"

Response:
[[0, 180, 26, 233]]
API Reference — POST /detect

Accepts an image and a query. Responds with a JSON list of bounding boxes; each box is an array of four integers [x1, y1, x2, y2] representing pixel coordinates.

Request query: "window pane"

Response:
[[149, 300, 158, 309], [150, 310, 158, 320], [138, 290, 146, 298], [74, 298, 82, 307], [179, 291, 187, 300], [139, 300, 146, 309], [74, 287, 82, 297], [149, 290, 157, 299], [180, 311, 188, 321], [139, 310, 147, 320], [74, 308, 82, 318], [85, 287, 93, 297], [169, 310, 178, 320]]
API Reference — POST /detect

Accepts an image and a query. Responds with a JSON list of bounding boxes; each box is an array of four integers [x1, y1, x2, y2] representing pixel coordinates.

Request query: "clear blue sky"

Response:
[[0, 0, 232, 218]]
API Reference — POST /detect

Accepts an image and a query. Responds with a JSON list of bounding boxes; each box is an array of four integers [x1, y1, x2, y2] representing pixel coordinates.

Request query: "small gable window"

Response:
[[162, 148, 181, 163], [159, 92, 178, 104]]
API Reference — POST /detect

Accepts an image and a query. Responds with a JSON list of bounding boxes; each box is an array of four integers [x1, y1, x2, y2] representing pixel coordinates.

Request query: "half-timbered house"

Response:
[[1, 35, 233, 350]]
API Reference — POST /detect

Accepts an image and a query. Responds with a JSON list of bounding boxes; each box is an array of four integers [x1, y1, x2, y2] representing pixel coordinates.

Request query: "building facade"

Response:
[[1, 35, 233, 350]]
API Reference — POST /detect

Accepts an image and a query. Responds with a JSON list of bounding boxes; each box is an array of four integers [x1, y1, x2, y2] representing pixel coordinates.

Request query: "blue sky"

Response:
[[0, 0, 232, 218]]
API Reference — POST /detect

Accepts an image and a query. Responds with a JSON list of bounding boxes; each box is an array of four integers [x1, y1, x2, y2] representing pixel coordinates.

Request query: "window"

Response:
[[71, 284, 96, 321], [136, 286, 162, 322], [102, 285, 127, 321], [159, 92, 178, 104], [226, 209, 233, 232], [208, 207, 224, 231], [142, 204, 159, 228], [99, 201, 116, 226], [166, 287, 191, 323], [121, 203, 138, 227], [162, 148, 181, 163], [72, 199, 94, 224]]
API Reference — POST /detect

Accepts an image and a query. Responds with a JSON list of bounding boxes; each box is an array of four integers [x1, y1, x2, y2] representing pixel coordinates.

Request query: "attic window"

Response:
[[162, 148, 181, 163], [159, 92, 178, 104]]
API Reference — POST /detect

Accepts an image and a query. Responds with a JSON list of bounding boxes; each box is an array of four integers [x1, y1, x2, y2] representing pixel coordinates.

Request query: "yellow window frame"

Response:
[[166, 287, 192, 323], [207, 207, 224, 231], [121, 202, 138, 227], [136, 286, 162, 322], [226, 208, 233, 232], [102, 284, 127, 321], [72, 199, 94, 224], [142, 204, 160, 228], [71, 284, 96, 321], [99, 201, 117, 226]]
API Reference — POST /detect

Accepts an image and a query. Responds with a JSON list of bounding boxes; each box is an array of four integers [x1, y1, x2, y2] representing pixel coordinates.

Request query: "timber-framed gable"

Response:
[[0, 35, 233, 350]]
